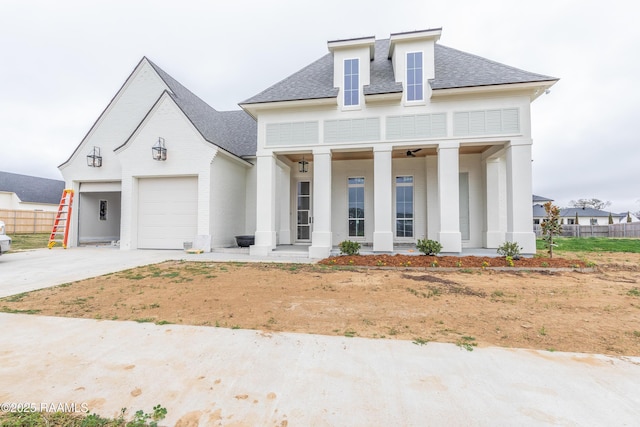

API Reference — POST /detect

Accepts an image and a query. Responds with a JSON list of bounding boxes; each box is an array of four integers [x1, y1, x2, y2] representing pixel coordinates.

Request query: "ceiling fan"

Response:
[[406, 148, 422, 157]]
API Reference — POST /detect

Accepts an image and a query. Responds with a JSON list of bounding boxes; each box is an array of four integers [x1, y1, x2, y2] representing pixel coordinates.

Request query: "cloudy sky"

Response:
[[1, 0, 637, 213]]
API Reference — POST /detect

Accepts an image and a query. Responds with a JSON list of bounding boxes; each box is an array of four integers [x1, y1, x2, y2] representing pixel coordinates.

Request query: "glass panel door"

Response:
[[296, 181, 312, 242]]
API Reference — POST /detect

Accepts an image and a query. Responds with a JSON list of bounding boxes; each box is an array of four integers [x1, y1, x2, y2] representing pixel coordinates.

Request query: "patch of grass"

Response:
[[133, 318, 155, 323], [5, 233, 50, 251], [536, 237, 640, 253], [344, 329, 357, 338], [0, 306, 41, 314], [155, 320, 171, 325], [539, 325, 547, 336], [1, 292, 28, 302], [633, 331, 640, 338], [627, 287, 640, 297], [231, 325, 241, 329], [412, 337, 429, 346], [161, 271, 180, 278], [456, 336, 478, 351]]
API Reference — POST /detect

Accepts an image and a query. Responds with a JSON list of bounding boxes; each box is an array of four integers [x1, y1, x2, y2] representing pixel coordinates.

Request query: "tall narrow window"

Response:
[[348, 177, 365, 237], [395, 176, 414, 237], [344, 58, 359, 106], [99, 200, 107, 221], [407, 52, 423, 101]]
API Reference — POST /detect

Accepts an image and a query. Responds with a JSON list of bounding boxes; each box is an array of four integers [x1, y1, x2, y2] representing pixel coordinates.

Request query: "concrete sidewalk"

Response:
[[1, 313, 639, 426]]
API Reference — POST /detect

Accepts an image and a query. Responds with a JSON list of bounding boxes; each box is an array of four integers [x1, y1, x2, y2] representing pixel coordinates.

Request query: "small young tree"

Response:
[[608, 212, 613, 225], [627, 212, 632, 223], [574, 212, 579, 225], [541, 201, 562, 258]]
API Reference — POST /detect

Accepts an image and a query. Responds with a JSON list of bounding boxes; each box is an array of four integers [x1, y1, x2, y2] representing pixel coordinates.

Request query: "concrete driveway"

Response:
[[1, 248, 639, 425], [0, 247, 314, 298]]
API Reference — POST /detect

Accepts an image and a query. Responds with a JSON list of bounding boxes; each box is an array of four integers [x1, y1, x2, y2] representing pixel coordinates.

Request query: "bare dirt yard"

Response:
[[2, 252, 640, 356]]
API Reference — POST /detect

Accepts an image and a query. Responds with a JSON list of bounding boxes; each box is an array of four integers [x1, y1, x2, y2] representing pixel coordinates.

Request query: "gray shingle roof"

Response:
[[242, 38, 557, 105], [560, 208, 624, 218], [146, 59, 256, 158], [532, 194, 554, 203], [0, 171, 65, 205], [432, 44, 557, 89], [240, 53, 338, 104]]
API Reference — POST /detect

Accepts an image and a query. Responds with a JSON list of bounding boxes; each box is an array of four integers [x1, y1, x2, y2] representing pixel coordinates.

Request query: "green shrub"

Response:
[[339, 240, 361, 255], [496, 241, 522, 259], [417, 239, 442, 256]]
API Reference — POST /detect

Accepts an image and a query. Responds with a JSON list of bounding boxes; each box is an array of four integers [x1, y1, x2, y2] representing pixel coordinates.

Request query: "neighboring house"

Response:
[[60, 28, 557, 255], [0, 171, 65, 211], [532, 194, 553, 224], [560, 207, 625, 225]]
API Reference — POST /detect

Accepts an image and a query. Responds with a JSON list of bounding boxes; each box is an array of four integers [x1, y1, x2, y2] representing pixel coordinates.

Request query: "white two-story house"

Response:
[[240, 28, 557, 257], [59, 28, 557, 257]]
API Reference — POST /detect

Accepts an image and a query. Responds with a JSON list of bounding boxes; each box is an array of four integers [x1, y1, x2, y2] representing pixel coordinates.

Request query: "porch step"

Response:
[[211, 247, 250, 255]]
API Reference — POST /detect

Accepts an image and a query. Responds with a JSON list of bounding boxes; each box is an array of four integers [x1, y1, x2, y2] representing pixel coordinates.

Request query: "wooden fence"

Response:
[[534, 223, 640, 238], [0, 209, 56, 234]]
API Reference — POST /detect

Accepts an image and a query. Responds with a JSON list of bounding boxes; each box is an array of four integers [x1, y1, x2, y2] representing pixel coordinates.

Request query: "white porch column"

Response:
[[250, 153, 277, 256], [437, 142, 462, 252], [373, 146, 393, 252], [505, 140, 536, 254], [485, 157, 505, 248], [309, 149, 332, 258], [277, 160, 291, 245]]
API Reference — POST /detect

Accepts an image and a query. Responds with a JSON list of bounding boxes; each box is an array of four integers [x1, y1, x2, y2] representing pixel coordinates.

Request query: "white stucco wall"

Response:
[[116, 95, 219, 249], [209, 152, 251, 247], [60, 59, 173, 247], [244, 158, 257, 236]]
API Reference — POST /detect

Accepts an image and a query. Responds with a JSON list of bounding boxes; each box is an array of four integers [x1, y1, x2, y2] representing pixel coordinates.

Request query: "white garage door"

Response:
[[138, 177, 198, 249]]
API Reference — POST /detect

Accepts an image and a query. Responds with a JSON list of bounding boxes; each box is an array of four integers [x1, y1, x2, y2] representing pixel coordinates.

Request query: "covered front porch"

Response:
[[250, 139, 535, 259]]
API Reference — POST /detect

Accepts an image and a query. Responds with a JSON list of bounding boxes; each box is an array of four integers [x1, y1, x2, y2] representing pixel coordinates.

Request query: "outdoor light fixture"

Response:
[[298, 155, 308, 173], [86, 146, 102, 167], [152, 137, 167, 161]]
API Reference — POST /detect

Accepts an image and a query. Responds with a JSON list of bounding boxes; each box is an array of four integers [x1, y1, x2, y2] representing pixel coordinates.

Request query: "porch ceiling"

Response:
[[284, 144, 492, 163]]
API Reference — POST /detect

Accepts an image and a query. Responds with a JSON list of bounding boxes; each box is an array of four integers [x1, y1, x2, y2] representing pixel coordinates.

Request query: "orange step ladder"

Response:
[[48, 189, 74, 249]]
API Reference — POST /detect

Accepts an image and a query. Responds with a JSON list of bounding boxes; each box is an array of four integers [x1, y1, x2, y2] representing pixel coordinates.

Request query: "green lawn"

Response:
[[536, 237, 640, 253], [7, 233, 50, 251]]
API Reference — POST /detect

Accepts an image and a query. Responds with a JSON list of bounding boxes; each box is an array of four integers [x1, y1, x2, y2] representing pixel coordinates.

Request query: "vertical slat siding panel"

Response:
[[502, 108, 520, 133], [485, 110, 502, 134], [453, 112, 469, 136], [431, 113, 447, 137], [386, 116, 401, 140], [469, 111, 485, 135]]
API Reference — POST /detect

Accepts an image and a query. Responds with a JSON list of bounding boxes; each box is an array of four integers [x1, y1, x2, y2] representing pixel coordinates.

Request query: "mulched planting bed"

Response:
[[319, 254, 588, 268]]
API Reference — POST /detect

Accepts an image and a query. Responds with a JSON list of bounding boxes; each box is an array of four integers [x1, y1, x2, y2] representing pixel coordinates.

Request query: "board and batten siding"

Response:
[[324, 118, 380, 143], [386, 113, 447, 140], [266, 121, 319, 146], [453, 108, 519, 137]]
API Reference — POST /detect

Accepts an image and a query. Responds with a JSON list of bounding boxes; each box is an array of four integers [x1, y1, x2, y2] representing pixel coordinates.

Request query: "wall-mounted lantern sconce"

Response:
[[152, 137, 167, 161], [86, 146, 102, 167], [298, 155, 308, 173]]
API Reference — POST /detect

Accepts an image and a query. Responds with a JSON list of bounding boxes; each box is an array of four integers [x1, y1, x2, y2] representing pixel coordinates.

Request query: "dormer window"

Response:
[[344, 58, 359, 106], [407, 52, 423, 101]]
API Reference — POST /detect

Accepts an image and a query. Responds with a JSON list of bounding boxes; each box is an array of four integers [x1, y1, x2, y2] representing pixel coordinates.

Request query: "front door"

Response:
[[296, 181, 312, 242]]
